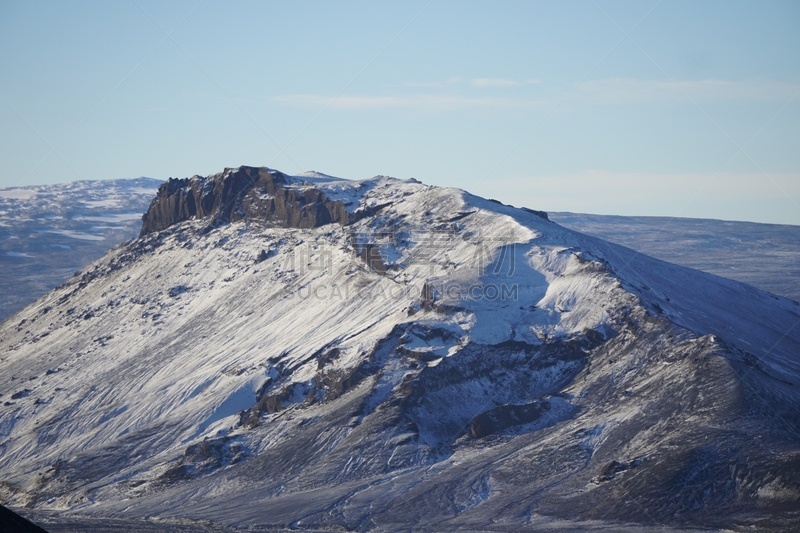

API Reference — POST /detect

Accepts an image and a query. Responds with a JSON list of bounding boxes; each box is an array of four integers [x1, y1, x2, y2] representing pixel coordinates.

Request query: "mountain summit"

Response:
[[139, 166, 376, 236], [1, 166, 799, 531]]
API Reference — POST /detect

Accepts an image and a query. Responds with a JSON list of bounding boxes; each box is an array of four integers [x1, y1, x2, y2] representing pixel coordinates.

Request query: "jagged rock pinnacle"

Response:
[[140, 166, 363, 236]]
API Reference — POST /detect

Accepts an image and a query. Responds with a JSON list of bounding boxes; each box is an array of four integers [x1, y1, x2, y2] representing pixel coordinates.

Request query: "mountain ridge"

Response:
[[1, 166, 798, 531], [3, 173, 797, 324], [551, 211, 800, 303]]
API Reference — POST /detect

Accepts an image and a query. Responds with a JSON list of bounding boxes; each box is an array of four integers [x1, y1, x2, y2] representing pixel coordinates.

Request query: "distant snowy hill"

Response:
[[0, 178, 161, 321], [551, 212, 800, 303], [1, 167, 798, 531]]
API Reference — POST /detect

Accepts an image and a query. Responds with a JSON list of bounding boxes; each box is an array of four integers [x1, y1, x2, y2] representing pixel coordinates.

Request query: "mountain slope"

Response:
[[1, 166, 798, 531], [551, 212, 800, 303]]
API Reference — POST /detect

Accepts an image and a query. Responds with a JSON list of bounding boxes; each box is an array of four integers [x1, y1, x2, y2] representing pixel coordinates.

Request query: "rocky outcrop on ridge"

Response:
[[140, 166, 366, 236]]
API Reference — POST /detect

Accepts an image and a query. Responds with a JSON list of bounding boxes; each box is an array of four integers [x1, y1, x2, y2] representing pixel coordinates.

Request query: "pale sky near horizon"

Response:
[[1, 1, 799, 224]]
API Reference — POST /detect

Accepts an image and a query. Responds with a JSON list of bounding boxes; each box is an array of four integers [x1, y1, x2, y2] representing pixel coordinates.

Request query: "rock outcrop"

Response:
[[140, 166, 364, 236], [469, 400, 550, 438]]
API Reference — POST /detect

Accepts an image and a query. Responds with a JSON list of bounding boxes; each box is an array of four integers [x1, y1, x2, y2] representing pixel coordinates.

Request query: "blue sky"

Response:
[[1, 0, 799, 224]]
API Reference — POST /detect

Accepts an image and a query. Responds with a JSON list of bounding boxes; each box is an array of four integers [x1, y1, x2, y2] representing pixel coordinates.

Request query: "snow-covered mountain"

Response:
[[1, 166, 799, 532], [3, 177, 798, 325], [0, 178, 161, 322]]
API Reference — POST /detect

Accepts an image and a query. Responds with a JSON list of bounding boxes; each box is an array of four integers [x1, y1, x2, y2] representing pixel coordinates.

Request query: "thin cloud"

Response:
[[389, 77, 541, 90], [397, 81, 448, 89], [470, 78, 541, 88], [273, 93, 542, 110], [573, 78, 800, 104]]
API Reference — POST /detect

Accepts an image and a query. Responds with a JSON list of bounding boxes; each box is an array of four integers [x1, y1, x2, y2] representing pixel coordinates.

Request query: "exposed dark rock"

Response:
[[469, 400, 550, 438], [168, 285, 190, 298], [596, 459, 641, 482], [254, 249, 274, 263], [242, 380, 316, 427], [316, 347, 341, 370], [317, 359, 374, 401], [11, 389, 31, 400], [256, 386, 296, 414], [158, 436, 245, 485], [94, 335, 113, 346], [419, 282, 438, 311], [395, 333, 604, 445], [346, 229, 397, 275], [140, 166, 374, 236], [520, 206, 550, 220], [356, 243, 388, 274]]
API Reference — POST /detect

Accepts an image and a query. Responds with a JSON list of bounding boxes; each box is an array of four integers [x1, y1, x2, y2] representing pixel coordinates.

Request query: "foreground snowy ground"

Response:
[[1, 167, 798, 531]]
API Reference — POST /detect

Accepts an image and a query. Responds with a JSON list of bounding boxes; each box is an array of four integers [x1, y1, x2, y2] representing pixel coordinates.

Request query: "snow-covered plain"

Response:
[[551, 212, 800, 303], [0, 178, 160, 321], [1, 167, 799, 531]]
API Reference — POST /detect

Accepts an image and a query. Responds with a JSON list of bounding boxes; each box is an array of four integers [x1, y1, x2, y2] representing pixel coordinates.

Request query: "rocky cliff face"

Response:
[[140, 166, 363, 236]]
